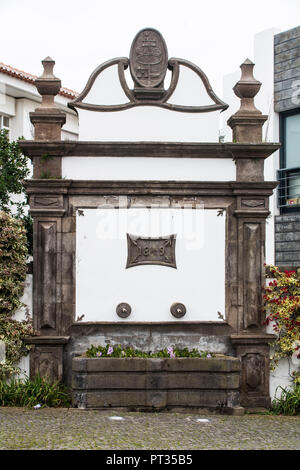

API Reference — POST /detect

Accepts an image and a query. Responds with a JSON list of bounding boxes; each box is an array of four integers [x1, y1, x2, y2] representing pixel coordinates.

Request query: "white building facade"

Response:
[[0, 62, 78, 141]]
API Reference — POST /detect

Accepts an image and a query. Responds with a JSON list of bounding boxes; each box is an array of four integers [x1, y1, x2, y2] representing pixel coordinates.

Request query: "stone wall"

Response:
[[275, 214, 300, 268], [274, 26, 300, 113]]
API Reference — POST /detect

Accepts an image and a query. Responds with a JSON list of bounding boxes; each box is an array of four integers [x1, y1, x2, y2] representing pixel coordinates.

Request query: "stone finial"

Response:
[[30, 57, 66, 177], [40, 56, 57, 78], [233, 59, 262, 115], [30, 56, 66, 147], [35, 57, 62, 108], [227, 59, 268, 145]]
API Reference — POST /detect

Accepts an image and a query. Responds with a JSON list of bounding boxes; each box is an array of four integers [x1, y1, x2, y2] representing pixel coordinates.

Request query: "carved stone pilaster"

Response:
[[26, 336, 70, 383], [243, 222, 264, 329], [231, 335, 275, 408], [233, 197, 275, 408], [25, 180, 68, 335], [233, 192, 271, 334], [38, 221, 57, 329]]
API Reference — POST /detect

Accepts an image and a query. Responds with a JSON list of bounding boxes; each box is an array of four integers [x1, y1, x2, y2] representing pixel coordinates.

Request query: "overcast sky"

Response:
[[1, 0, 300, 95]]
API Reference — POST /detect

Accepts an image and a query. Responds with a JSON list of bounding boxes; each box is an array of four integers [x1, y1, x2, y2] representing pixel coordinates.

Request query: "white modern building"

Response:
[[0, 61, 79, 141]]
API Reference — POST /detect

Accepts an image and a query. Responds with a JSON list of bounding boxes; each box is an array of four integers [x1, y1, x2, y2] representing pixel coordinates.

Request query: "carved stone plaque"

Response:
[[129, 28, 168, 88], [126, 233, 176, 269], [243, 353, 265, 391]]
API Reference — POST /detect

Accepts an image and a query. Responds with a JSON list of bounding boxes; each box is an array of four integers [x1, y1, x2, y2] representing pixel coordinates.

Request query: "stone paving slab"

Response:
[[0, 407, 299, 450]]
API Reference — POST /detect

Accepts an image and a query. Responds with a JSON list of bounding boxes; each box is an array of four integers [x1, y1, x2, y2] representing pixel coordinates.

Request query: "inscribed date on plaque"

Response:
[[126, 233, 177, 269]]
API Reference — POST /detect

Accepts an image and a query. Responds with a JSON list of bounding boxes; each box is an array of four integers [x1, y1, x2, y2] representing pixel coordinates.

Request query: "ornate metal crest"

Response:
[[69, 28, 228, 113], [130, 29, 168, 89]]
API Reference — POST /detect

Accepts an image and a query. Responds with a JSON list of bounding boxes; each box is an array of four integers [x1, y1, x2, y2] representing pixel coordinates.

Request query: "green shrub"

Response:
[[0, 128, 32, 255], [0, 211, 28, 316], [0, 211, 33, 379], [0, 129, 29, 216], [0, 317, 33, 379], [0, 375, 71, 408], [271, 384, 300, 416]]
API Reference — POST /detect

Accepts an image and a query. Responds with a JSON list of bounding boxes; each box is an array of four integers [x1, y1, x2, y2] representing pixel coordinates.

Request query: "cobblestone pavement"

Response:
[[0, 407, 299, 450]]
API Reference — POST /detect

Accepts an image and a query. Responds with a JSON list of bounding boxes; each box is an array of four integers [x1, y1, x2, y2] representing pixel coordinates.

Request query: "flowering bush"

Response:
[[0, 315, 33, 379], [85, 344, 214, 358], [264, 264, 300, 380], [0, 211, 33, 379]]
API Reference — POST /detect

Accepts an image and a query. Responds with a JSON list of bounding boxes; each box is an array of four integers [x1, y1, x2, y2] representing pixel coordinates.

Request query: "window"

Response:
[[278, 109, 300, 212], [0, 114, 10, 138]]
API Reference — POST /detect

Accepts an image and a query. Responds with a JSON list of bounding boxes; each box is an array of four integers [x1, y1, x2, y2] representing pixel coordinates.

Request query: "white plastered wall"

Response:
[[76, 208, 226, 323], [63, 63, 235, 180], [76, 64, 220, 142], [73, 60, 228, 324]]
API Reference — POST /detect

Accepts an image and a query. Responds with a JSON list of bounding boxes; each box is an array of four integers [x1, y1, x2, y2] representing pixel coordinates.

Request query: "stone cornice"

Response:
[[230, 334, 277, 345], [25, 336, 70, 345], [24, 179, 278, 197], [19, 140, 280, 159]]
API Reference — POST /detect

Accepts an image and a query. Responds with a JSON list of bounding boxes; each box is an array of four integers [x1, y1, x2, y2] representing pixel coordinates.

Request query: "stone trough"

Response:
[[72, 356, 243, 414]]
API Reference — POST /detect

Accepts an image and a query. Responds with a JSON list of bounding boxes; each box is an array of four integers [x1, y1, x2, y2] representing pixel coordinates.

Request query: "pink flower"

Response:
[[107, 346, 113, 355], [167, 346, 175, 358], [96, 351, 102, 357]]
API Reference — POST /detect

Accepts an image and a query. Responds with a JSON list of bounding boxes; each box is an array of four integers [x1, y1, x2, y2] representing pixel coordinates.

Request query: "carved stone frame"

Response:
[[24, 168, 277, 406], [20, 38, 280, 408]]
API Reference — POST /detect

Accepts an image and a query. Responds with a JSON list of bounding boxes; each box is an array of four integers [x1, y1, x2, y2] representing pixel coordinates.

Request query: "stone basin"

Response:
[[72, 356, 243, 414]]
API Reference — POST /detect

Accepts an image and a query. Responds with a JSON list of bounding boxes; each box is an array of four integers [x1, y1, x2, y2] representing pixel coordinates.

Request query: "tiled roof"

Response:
[[0, 62, 78, 99]]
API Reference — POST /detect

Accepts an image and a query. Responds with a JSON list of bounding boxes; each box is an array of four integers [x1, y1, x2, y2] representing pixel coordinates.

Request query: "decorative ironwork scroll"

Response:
[[126, 233, 177, 269], [69, 28, 228, 113]]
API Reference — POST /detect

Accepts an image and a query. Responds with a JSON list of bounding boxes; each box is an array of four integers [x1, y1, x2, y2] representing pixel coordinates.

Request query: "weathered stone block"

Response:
[[275, 222, 294, 232], [276, 241, 300, 252], [275, 232, 300, 242], [274, 57, 300, 73], [72, 357, 241, 411], [276, 251, 300, 261], [274, 26, 300, 45], [275, 36, 300, 54], [275, 48, 300, 65]]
